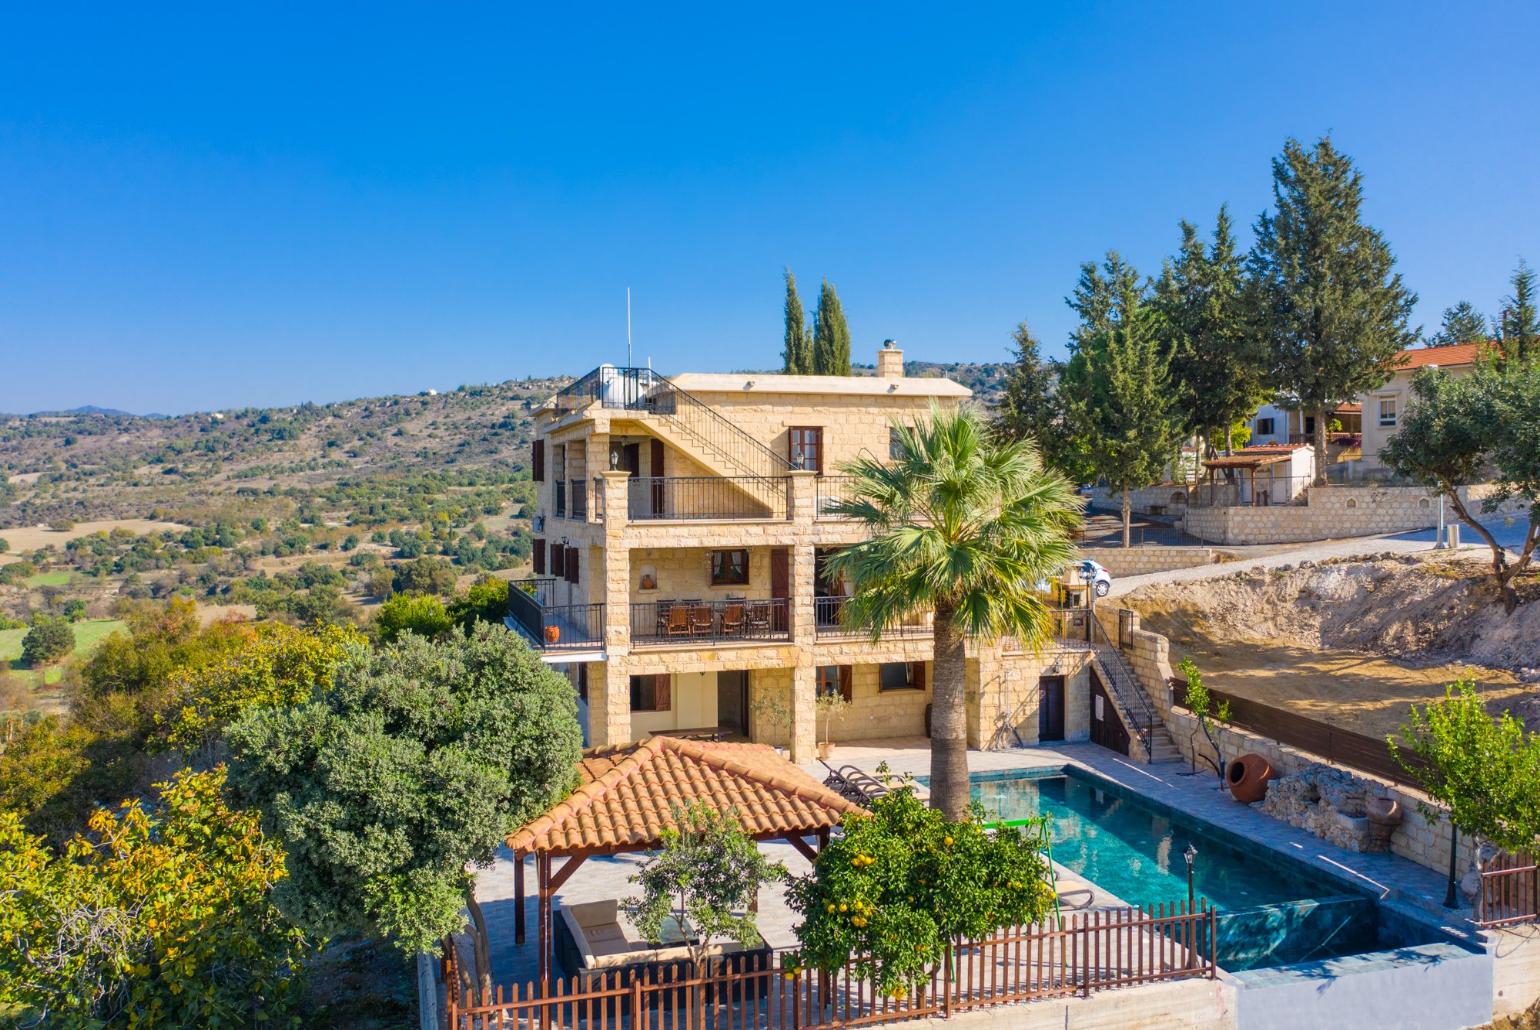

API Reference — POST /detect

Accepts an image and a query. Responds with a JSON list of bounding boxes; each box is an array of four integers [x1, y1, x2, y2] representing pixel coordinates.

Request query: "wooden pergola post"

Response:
[[514, 849, 526, 945]]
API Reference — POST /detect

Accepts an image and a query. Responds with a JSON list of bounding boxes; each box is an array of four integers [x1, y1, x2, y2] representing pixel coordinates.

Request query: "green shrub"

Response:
[[21, 617, 74, 665]]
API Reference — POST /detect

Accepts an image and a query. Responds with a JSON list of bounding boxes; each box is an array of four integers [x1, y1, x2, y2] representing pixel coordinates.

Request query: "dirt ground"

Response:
[[0, 518, 189, 557], [1124, 554, 1540, 739]]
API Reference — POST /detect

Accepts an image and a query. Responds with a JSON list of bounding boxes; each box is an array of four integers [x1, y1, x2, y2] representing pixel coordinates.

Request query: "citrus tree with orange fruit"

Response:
[[785, 785, 1054, 996]]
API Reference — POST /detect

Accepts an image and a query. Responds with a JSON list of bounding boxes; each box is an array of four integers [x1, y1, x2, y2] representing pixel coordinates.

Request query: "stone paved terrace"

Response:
[[473, 740, 1480, 991]]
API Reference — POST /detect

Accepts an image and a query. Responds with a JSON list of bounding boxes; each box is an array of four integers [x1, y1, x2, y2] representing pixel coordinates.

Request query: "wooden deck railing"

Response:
[[1477, 852, 1540, 928], [443, 903, 1216, 1029]]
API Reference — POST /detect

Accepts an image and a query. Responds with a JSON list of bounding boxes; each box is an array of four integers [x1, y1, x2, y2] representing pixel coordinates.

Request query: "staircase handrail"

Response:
[[1088, 614, 1158, 755]]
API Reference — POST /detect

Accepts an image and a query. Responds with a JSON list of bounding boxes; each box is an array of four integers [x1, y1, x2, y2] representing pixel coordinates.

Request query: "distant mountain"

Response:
[[26, 404, 175, 419]]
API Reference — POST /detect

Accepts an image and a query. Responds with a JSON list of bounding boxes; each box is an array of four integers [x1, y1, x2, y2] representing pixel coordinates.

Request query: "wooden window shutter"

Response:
[[839, 666, 853, 703], [532, 440, 545, 482], [566, 546, 579, 585], [813, 429, 823, 474], [550, 542, 565, 579], [654, 674, 671, 712], [911, 662, 926, 690], [532, 538, 545, 575]]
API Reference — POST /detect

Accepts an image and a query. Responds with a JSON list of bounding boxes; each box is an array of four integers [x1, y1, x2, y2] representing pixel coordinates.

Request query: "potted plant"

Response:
[[816, 691, 850, 761], [750, 687, 792, 752], [544, 624, 561, 644]]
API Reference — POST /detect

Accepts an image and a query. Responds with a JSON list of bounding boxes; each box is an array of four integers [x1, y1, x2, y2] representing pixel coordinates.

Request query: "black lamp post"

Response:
[[1183, 843, 1198, 913], [1444, 827, 1459, 909]]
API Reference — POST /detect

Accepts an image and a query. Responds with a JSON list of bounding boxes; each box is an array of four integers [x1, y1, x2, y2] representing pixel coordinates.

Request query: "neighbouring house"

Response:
[[1194, 443, 1315, 507], [512, 343, 1164, 762], [1358, 341, 1484, 470], [1249, 401, 1363, 450]]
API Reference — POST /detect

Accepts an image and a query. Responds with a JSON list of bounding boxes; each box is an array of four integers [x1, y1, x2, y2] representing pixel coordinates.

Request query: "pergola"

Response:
[[505, 734, 861, 985], [1200, 448, 1293, 506]]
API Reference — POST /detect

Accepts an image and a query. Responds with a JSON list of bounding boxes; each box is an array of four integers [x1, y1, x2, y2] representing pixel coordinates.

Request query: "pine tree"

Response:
[[1152, 207, 1265, 459], [1066, 252, 1143, 354], [812, 279, 852, 375], [782, 270, 813, 373], [1061, 305, 1185, 546], [1497, 260, 1539, 364], [1247, 137, 1418, 485], [1431, 301, 1490, 346], [994, 322, 1088, 481]]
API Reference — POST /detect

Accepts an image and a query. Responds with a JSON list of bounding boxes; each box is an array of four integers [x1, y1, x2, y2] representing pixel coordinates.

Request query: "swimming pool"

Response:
[[965, 767, 1449, 971]]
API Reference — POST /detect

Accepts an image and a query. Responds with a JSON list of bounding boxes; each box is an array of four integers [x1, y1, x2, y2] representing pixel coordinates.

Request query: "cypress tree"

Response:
[[1247, 137, 1418, 485], [1066, 252, 1143, 355], [782, 269, 813, 374], [1152, 207, 1265, 458], [995, 322, 1088, 481], [812, 279, 852, 375], [1431, 301, 1490, 346], [1497, 260, 1539, 364]]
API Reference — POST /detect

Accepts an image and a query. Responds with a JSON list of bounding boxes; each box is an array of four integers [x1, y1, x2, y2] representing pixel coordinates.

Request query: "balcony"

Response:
[[630, 598, 790, 646], [814, 596, 932, 638], [626, 476, 789, 521], [815, 476, 859, 519], [509, 578, 604, 651]]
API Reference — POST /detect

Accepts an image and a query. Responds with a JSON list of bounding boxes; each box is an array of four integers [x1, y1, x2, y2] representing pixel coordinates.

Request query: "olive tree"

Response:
[[225, 623, 582, 999]]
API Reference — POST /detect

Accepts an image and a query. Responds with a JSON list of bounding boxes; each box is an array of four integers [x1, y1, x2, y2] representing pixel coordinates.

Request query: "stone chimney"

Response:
[[876, 339, 904, 379]]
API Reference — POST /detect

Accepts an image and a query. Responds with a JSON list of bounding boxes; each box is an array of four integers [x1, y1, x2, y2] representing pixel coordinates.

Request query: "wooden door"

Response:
[[770, 548, 790, 631], [1088, 668, 1130, 755], [649, 439, 665, 515], [1038, 675, 1066, 743]]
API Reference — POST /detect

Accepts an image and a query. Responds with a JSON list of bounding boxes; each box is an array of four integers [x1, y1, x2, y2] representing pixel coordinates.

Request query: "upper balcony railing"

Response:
[[814, 596, 931, 638], [631, 598, 790, 646], [508, 578, 604, 650], [815, 476, 859, 519], [625, 476, 790, 521]]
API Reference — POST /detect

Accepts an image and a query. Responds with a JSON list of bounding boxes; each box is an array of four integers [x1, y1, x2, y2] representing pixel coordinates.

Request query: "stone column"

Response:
[[787, 470, 819, 764], [594, 470, 633, 747], [789, 663, 816, 765]]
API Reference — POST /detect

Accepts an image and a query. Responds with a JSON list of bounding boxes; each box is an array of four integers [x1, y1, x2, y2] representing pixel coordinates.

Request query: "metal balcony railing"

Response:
[[625, 476, 790, 521], [630, 598, 789, 645], [814, 596, 931, 638], [508, 578, 604, 650], [814, 476, 860, 519]]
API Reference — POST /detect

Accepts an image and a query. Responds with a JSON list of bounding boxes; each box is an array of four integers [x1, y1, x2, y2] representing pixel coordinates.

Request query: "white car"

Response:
[[1081, 559, 1113, 598]]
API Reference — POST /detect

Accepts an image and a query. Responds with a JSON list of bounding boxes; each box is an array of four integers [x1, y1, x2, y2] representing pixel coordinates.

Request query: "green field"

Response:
[[1, 618, 126, 688], [22, 570, 73, 587]]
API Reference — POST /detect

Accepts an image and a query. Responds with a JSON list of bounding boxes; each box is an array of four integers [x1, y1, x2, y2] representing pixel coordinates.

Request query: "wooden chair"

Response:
[[746, 603, 771, 636], [720, 603, 746, 636], [689, 605, 715, 636], [666, 605, 691, 637]]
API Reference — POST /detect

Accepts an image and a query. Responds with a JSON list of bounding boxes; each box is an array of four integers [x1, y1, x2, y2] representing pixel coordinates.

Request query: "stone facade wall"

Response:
[[1089, 547, 1221, 577]]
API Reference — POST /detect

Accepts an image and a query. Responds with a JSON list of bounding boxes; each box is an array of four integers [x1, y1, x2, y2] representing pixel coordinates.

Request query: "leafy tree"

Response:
[[0, 767, 309, 1027], [158, 621, 363, 755], [1152, 208, 1265, 458], [393, 555, 457, 596], [1497, 259, 1540, 365], [447, 576, 510, 631], [626, 804, 785, 980], [1177, 658, 1231, 782], [21, 616, 74, 666], [786, 787, 1054, 997], [225, 624, 582, 994], [812, 278, 852, 376], [1432, 301, 1491, 346], [366, 566, 395, 600], [374, 592, 453, 643], [61, 599, 86, 622], [1247, 136, 1418, 484], [1390, 681, 1540, 863], [1061, 306, 1185, 546], [826, 406, 1080, 819], [1066, 251, 1143, 353], [1382, 363, 1537, 611], [782, 269, 813, 374], [994, 322, 1089, 481]]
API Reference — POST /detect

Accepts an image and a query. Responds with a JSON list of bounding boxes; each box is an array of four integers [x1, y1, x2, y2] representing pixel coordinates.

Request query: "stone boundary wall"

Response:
[[1089, 484, 1193, 515], [1089, 546, 1222, 578], [1116, 612, 1475, 880], [1178, 483, 1528, 546]]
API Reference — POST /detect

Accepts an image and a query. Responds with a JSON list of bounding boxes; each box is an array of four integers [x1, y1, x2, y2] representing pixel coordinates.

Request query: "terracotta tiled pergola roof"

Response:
[[508, 735, 858, 856], [506, 735, 859, 983]]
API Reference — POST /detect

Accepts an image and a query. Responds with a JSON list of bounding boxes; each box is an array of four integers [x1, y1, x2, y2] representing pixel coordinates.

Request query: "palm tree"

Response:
[[825, 405, 1082, 820]]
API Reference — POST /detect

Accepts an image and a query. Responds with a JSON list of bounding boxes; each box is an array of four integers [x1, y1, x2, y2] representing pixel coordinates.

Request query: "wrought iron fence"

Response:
[[630, 598, 790, 645], [814, 596, 931, 638], [509, 579, 604, 650], [814, 476, 858, 519], [626, 476, 789, 521]]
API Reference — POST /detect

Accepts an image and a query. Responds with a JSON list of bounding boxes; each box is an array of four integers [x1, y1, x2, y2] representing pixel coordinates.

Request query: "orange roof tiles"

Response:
[[1202, 444, 1305, 469], [507, 735, 860, 855], [1395, 342, 1485, 370]]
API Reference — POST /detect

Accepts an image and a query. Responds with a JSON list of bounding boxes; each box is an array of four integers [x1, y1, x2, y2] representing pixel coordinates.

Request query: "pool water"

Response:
[[967, 768, 1447, 970], [971, 770, 1324, 911]]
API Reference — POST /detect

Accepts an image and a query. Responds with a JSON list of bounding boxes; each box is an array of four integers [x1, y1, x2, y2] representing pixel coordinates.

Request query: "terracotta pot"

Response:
[[1365, 797, 1403, 851], [817, 741, 834, 761], [544, 625, 561, 644], [1227, 754, 1275, 804]]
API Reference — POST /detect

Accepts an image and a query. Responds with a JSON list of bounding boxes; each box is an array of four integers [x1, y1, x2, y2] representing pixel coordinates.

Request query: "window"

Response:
[[1378, 397, 1398, 428], [1255, 417, 1275, 437], [710, 548, 750, 586], [1304, 416, 1316, 435], [788, 427, 823, 473], [553, 444, 567, 481], [816, 665, 852, 702], [878, 662, 926, 692], [531, 440, 545, 482], [564, 545, 579, 585], [889, 426, 905, 460], [630, 674, 671, 712], [549, 542, 565, 579]]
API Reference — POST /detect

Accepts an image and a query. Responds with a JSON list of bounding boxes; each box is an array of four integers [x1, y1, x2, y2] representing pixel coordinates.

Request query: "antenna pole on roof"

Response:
[[626, 287, 633, 367]]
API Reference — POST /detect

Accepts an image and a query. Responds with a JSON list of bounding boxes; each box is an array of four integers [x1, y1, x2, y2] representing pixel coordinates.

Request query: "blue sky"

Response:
[[2, 3, 1537, 414]]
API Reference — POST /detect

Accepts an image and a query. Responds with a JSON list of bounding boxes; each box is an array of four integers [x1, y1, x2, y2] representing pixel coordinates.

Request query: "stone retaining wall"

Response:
[[1089, 546, 1223, 577]]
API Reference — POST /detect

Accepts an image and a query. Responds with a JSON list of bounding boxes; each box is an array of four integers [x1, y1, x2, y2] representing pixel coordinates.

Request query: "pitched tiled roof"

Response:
[[1202, 444, 1304, 469], [1395, 342, 1485, 371], [507, 736, 859, 855]]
